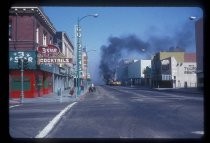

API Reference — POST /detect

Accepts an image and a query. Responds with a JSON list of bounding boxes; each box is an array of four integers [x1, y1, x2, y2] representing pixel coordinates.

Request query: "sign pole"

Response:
[[20, 58, 24, 104]]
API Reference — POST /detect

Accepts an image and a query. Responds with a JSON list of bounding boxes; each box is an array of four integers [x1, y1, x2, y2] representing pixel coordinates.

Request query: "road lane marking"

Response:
[[191, 131, 204, 135], [35, 102, 77, 138], [9, 104, 21, 108]]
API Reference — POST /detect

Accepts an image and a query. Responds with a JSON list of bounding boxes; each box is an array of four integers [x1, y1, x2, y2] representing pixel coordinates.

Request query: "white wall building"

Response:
[[128, 59, 151, 85], [160, 54, 197, 88]]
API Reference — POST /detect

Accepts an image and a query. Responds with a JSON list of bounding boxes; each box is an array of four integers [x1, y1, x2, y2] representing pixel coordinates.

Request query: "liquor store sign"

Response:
[[37, 45, 72, 63]]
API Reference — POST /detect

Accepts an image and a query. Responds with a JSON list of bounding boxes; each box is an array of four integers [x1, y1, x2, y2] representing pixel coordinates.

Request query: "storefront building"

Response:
[[9, 7, 56, 98], [53, 32, 75, 93]]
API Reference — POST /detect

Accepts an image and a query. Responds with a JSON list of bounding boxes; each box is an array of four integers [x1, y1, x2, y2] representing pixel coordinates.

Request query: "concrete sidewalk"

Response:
[[121, 85, 203, 94], [153, 87, 203, 94], [9, 88, 89, 107]]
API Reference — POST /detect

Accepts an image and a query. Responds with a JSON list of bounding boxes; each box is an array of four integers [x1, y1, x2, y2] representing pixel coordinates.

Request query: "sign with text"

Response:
[[37, 45, 71, 63], [184, 65, 196, 74], [39, 58, 72, 63], [9, 51, 36, 69], [37, 44, 60, 56]]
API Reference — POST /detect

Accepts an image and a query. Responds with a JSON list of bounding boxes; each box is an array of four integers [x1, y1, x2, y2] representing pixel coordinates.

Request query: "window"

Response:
[[62, 42, 66, 56], [36, 26, 39, 43], [49, 36, 52, 44], [43, 31, 47, 46], [9, 20, 12, 40], [162, 74, 172, 81], [11, 78, 30, 91]]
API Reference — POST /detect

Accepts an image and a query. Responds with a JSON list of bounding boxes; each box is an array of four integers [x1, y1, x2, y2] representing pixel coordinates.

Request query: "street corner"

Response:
[[9, 99, 21, 108]]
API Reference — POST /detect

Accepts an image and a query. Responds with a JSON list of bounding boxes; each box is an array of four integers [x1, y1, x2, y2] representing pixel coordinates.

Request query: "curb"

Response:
[[154, 88, 203, 94]]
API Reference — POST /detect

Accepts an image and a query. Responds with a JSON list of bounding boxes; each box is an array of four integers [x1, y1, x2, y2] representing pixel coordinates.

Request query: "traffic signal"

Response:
[[18, 58, 22, 69], [23, 58, 28, 69]]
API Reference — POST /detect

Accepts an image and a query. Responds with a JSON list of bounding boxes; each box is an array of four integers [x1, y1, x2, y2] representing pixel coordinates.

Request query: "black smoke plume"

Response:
[[99, 35, 150, 83], [99, 23, 194, 83]]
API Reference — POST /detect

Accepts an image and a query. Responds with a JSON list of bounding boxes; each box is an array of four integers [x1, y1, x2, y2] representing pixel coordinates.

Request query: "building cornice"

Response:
[[10, 7, 56, 34]]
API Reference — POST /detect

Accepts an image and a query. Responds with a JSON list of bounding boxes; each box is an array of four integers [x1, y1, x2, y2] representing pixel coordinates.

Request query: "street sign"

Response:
[[9, 51, 36, 69]]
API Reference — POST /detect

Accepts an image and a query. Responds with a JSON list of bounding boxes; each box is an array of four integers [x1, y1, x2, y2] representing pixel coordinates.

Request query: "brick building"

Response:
[[9, 7, 57, 98]]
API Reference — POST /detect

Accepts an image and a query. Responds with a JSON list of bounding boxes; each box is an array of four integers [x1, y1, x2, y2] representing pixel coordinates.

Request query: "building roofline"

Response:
[[10, 6, 56, 34]]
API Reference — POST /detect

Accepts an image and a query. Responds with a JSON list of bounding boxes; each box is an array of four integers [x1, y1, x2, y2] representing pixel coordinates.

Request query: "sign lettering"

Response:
[[184, 65, 196, 74], [37, 44, 60, 56]]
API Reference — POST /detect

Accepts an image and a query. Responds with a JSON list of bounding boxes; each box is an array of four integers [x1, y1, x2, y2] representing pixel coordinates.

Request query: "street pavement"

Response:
[[9, 86, 203, 138], [9, 86, 203, 107], [9, 88, 89, 138], [47, 85, 204, 138]]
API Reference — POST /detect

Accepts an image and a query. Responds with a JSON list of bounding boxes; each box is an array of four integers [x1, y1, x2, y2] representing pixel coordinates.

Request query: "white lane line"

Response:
[[191, 131, 204, 135], [35, 102, 77, 138], [9, 104, 21, 108]]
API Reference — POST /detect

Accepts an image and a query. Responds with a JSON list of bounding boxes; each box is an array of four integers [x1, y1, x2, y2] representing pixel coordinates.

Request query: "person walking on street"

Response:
[[91, 83, 96, 92]]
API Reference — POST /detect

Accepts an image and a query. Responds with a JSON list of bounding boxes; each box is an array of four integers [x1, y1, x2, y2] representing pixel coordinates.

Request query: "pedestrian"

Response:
[[69, 87, 74, 96], [91, 83, 96, 92], [89, 86, 93, 92]]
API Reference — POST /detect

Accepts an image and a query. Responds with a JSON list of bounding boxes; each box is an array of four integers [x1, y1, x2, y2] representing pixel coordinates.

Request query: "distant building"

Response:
[[116, 59, 151, 86], [116, 59, 130, 85], [151, 52, 197, 88], [195, 18, 203, 89], [143, 66, 152, 87], [53, 31, 75, 91], [128, 60, 151, 86]]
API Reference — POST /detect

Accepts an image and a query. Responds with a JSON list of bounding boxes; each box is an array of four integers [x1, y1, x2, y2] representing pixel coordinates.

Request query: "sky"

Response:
[[42, 6, 203, 85]]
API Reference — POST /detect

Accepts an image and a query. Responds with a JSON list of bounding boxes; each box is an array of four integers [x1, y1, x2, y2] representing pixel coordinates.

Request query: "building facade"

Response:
[[53, 32, 75, 93], [128, 60, 151, 86], [9, 7, 57, 98], [116, 59, 133, 86], [151, 52, 197, 88], [116, 59, 151, 86], [195, 18, 203, 89]]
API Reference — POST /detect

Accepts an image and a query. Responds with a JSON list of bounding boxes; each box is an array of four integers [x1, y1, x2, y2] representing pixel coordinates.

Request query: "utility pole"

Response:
[[18, 57, 28, 104], [75, 14, 98, 97]]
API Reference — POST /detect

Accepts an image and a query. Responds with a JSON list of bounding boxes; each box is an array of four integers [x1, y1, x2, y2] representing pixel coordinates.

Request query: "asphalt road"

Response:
[[47, 85, 204, 138], [9, 102, 73, 138]]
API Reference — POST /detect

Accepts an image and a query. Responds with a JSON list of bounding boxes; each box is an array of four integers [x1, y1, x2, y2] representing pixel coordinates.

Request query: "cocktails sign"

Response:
[[37, 45, 72, 63]]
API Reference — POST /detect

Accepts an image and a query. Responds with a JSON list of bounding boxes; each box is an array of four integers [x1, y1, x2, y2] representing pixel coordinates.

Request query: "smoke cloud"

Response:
[[99, 23, 194, 83], [99, 35, 150, 82]]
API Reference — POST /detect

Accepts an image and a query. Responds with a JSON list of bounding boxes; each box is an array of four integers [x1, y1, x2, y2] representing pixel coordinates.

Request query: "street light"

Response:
[[85, 49, 96, 88], [189, 16, 197, 20], [76, 14, 98, 97]]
